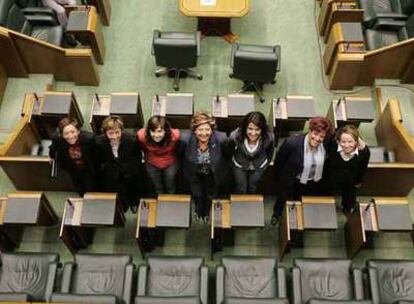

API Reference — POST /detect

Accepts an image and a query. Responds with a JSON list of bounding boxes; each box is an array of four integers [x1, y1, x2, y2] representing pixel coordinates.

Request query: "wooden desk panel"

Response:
[[0, 63, 7, 103], [179, 0, 249, 17], [89, 0, 111, 25]]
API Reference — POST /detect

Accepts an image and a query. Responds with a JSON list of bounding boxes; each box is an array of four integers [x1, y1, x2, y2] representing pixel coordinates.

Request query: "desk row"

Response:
[[0, 251, 413, 304], [0, 192, 412, 260]]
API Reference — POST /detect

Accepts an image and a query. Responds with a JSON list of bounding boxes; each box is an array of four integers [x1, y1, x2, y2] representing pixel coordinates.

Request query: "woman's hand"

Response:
[[354, 183, 362, 188]]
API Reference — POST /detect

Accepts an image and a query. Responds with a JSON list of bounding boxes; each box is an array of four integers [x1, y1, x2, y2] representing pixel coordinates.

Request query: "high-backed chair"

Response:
[[0, 252, 59, 302], [229, 43, 281, 103], [0, 0, 62, 45], [136, 256, 208, 304], [152, 30, 203, 91], [292, 258, 368, 304], [51, 254, 134, 304], [358, 0, 407, 29], [364, 19, 408, 50], [367, 259, 414, 304], [216, 256, 288, 304]]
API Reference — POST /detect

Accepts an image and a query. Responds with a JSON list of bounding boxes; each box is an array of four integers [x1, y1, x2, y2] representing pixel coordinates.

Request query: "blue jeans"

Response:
[[232, 165, 266, 194], [145, 162, 178, 194]]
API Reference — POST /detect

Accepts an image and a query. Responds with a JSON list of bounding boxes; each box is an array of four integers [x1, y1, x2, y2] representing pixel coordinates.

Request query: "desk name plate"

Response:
[[201, 0, 216, 5]]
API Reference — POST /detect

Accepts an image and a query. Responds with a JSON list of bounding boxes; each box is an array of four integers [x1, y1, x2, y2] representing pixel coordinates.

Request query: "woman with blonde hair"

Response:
[[178, 111, 229, 222]]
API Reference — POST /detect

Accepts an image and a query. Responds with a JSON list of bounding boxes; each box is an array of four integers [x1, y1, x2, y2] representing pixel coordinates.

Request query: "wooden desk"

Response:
[[136, 194, 191, 257], [0, 191, 58, 251], [60, 192, 125, 253], [30, 91, 84, 139], [269, 96, 316, 140], [212, 94, 255, 132], [0, 63, 7, 103], [151, 93, 194, 129], [179, 0, 249, 43], [318, 0, 363, 41], [279, 196, 337, 259], [90, 92, 144, 133], [324, 22, 365, 76], [66, 6, 105, 64], [211, 195, 264, 257], [326, 96, 375, 128], [88, 0, 111, 26], [345, 198, 413, 258]]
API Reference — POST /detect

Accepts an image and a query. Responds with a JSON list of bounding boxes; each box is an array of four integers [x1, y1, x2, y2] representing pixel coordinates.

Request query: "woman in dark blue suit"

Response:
[[178, 111, 229, 222]]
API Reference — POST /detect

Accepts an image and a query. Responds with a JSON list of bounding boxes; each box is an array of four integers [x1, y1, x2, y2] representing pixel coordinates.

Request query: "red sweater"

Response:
[[137, 128, 180, 169]]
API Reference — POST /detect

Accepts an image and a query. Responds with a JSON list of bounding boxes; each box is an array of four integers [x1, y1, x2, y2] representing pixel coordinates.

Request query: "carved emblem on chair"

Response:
[[229, 265, 272, 297], [382, 268, 414, 298], [6, 260, 42, 292], [308, 272, 343, 299], [86, 267, 116, 294], [154, 266, 193, 295]]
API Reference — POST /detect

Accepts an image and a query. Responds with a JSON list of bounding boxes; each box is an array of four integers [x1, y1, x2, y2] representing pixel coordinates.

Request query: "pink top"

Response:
[[137, 128, 180, 169]]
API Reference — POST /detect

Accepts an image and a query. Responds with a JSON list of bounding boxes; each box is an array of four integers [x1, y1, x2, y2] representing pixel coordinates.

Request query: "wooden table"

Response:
[[136, 194, 191, 257], [345, 197, 413, 258], [179, 0, 249, 43], [66, 6, 105, 64], [211, 195, 264, 258], [279, 196, 337, 259], [60, 192, 125, 253], [90, 92, 144, 133], [0, 191, 58, 251]]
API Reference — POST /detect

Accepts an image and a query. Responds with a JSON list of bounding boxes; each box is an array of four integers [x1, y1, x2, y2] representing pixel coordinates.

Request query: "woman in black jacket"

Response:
[[324, 124, 370, 213], [229, 111, 274, 194], [49, 117, 98, 195], [95, 116, 144, 212]]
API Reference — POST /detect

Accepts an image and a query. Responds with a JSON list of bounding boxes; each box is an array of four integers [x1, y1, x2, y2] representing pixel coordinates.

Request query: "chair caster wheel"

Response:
[[155, 73, 160, 78], [229, 73, 234, 78], [259, 97, 265, 103], [197, 75, 203, 80], [173, 85, 179, 91]]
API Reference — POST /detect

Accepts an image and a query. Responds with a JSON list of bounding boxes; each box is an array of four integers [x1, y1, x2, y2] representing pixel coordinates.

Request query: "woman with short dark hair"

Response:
[[137, 116, 180, 194], [95, 115, 144, 212], [229, 111, 274, 194], [272, 116, 334, 224], [49, 117, 98, 195]]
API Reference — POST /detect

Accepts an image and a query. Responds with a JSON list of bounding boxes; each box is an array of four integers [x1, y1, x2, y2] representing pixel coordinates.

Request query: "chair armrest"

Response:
[[196, 31, 201, 56], [45, 262, 59, 301], [368, 267, 380, 304], [123, 263, 135, 304], [230, 43, 239, 68], [274, 45, 281, 72], [277, 265, 287, 298], [216, 266, 224, 304], [61, 262, 75, 292], [25, 14, 59, 26], [200, 266, 208, 304], [372, 19, 407, 30], [152, 30, 160, 56], [292, 267, 302, 304], [352, 268, 364, 300], [137, 265, 147, 296], [22, 7, 56, 17]]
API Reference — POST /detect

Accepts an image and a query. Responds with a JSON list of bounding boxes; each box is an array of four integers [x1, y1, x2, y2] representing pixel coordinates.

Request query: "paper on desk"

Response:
[[201, 0, 216, 6]]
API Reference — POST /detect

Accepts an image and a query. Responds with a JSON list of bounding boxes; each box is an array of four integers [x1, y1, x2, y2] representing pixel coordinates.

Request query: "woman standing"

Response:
[[229, 111, 274, 194], [324, 125, 370, 213], [95, 116, 144, 212], [137, 116, 180, 194], [49, 117, 98, 195], [179, 111, 229, 222], [272, 116, 333, 224]]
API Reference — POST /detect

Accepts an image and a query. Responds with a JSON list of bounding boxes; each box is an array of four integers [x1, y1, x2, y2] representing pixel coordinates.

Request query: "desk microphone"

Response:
[[365, 198, 375, 212], [336, 97, 344, 108], [95, 93, 100, 105], [276, 97, 281, 104], [156, 94, 160, 103], [216, 95, 220, 103], [33, 92, 39, 102], [67, 199, 73, 207]]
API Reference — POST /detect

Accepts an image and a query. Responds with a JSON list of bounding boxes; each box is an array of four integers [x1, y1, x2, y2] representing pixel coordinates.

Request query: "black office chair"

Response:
[[292, 258, 368, 304], [216, 256, 288, 304], [229, 43, 281, 103], [152, 30, 203, 91], [367, 259, 414, 304], [0, 252, 59, 302], [135, 256, 208, 304], [51, 254, 135, 304], [357, 0, 408, 29], [0, 0, 62, 46]]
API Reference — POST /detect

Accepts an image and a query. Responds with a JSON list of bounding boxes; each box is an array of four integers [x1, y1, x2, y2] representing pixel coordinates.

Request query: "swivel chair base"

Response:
[[230, 74, 276, 103], [155, 67, 203, 91]]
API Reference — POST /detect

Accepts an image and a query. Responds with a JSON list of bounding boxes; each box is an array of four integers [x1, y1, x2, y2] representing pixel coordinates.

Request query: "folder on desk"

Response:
[[156, 201, 190, 228], [230, 201, 264, 227], [81, 198, 116, 226], [166, 94, 193, 115], [303, 203, 337, 229], [67, 10, 89, 31], [4, 197, 40, 224], [286, 96, 316, 119], [42, 94, 72, 115], [227, 94, 255, 116], [110, 93, 139, 114], [376, 204, 412, 231], [345, 98, 374, 121]]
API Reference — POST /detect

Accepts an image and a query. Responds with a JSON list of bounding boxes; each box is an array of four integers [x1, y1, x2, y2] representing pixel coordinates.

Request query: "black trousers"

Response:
[[190, 172, 217, 218], [273, 179, 324, 217]]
